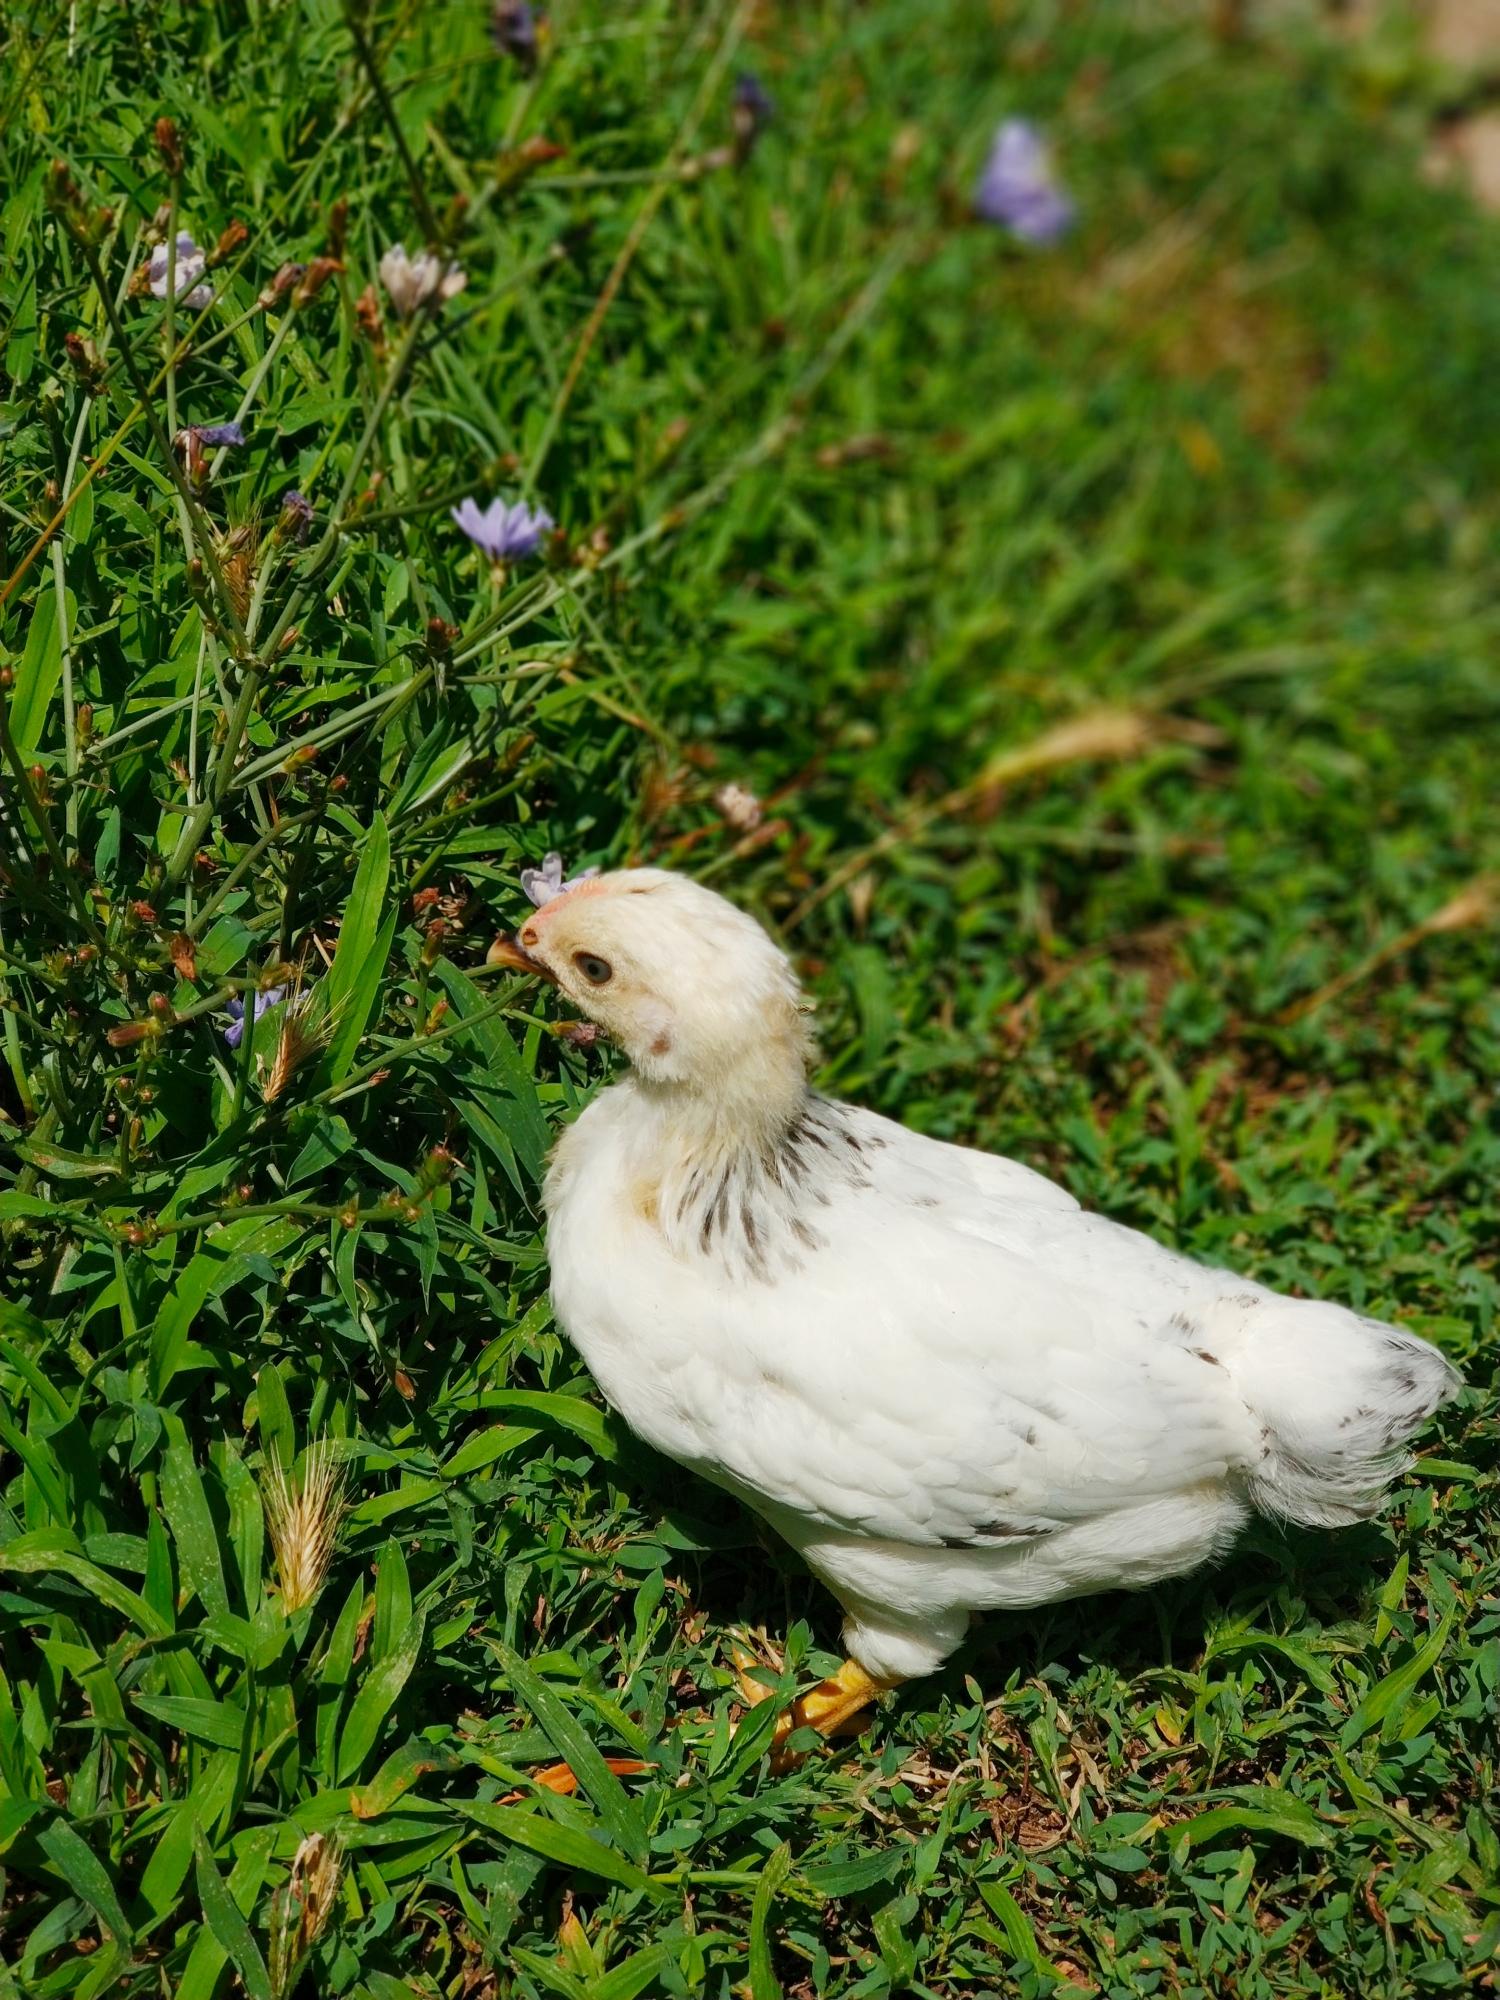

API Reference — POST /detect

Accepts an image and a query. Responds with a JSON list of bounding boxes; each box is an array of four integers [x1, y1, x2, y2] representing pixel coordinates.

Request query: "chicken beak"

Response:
[[486, 933, 559, 983]]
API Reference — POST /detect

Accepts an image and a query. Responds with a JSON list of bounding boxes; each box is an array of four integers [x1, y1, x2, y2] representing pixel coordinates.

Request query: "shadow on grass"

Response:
[[627, 1437, 1401, 1697]]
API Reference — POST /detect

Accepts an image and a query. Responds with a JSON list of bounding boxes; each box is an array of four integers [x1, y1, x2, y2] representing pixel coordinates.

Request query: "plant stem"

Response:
[[343, 0, 440, 243]]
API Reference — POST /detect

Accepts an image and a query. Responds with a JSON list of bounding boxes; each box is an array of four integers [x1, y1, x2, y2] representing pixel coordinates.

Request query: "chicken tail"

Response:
[[1214, 1297, 1462, 1528]]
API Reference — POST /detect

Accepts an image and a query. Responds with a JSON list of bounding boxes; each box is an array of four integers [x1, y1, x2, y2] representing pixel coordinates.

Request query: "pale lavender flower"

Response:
[[224, 985, 287, 1049], [452, 494, 554, 563], [491, 0, 540, 69], [519, 852, 598, 909], [974, 119, 1075, 245], [146, 230, 213, 308], [378, 244, 467, 320], [195, 421, 245, 448]]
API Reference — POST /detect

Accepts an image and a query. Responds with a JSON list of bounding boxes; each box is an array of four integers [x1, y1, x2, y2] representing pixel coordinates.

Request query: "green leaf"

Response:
[[192, 1825, 274, 2000], [371, 1538, 413, 1666], [336, 1611, 426, 1783], [455, 1798, 661, 1895], [432, 960, 550, 1183], [749, 1840, 794, 2000], [0, 1323, 73, 1422], [11, 588, 72, 756], [975, 1883, 1056, 1969], [802, 1849, 904, 1897], [594, 1946, 677, 2000], [322, 810, 391, 1081], [0, 1530, 168, 1637], [462, 1389, 620, 1462], [350, 1738, 461, 1819], [485, 1638, 648, 1864], [1172, 1792, 1335, 1854], [0, 1798, 44, 1854], [159, 1431, 231, 1620], [149, 1217, 304, 1398], [1341, 1600, 1460, 1747], [38, 1817, 132, 1945], [134, 1694, 246, 1750], [253, 1362, 295, 1471]]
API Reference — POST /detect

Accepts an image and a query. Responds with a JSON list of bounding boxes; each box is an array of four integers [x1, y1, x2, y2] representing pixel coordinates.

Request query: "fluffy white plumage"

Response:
[[510, 868, 1461, 1683]]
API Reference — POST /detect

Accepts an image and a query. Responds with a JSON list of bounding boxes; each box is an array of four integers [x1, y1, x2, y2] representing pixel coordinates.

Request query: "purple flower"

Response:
[[519, 852, 598, 909], [491, 0, 540, 68], [732, 71, 775, 161], [224, 985, 287, 1049], [280, 489, 314, 543], [452, 494, 554, 564], [175, 422, 243, 481], [974, 119, 1075, 245], [146, 231, 213, 308]]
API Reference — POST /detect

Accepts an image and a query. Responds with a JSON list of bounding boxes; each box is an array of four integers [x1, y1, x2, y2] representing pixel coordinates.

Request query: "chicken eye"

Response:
[[573, 951, 613, 986]]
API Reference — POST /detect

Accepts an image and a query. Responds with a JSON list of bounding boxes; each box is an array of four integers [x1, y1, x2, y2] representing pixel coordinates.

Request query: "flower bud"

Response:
[[292, 256, 343, 308], [45, 159, 84, 228], [106, 1019, 161, 1048], [212, 220, 248, 264], [63, 332, 102, 389], [258, 261, 305, 309], [425, 617, 459, 659], [153, 118, 185, 175]]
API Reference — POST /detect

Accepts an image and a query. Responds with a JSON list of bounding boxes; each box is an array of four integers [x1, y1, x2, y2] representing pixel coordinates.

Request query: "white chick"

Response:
[[493, 867, 1460, 1739]]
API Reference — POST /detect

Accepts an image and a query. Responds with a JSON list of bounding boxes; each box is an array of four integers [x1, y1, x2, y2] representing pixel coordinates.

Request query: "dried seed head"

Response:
[[262, 1439, 347, 1616], [261, 988, 338, 1103], [267, 1830, 344, 1997]]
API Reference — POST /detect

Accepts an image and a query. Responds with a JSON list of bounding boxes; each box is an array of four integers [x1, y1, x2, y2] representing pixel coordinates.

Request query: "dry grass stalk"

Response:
[[785, 705, 1197, 931], [1282, 871, 1499, 1023], [262, 1439, 347, 1615]]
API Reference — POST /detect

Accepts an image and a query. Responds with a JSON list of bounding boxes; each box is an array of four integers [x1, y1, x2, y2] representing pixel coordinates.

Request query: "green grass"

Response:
[[1, 1, 1497, 1994]]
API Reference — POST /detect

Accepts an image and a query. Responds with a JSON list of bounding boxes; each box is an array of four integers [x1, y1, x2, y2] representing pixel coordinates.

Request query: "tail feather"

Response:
[[1213, 1298, 1461, 1528]]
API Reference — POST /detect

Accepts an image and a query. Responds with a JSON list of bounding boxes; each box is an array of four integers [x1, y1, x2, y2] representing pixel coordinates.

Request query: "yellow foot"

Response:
[[730, 1641, 896, 1766], [788, 1657, 889, 1738]]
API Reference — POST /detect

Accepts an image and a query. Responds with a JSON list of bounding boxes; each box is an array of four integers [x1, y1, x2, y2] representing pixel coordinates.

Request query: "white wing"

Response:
[[590, 1103, 1265, 1551]]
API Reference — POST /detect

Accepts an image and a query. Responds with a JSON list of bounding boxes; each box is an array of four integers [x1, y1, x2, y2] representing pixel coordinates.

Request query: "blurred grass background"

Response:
[[0, 1, 1496, 1995]]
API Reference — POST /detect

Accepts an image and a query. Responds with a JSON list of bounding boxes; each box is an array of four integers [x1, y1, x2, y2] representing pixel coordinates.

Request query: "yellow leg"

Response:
[[732, 1643, 894, 1766], [786, 1657, 890, 1739]]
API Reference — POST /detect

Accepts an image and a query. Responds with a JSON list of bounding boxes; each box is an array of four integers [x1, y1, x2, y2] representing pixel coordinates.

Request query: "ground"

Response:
[[0, 2, 1496, 1996]]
